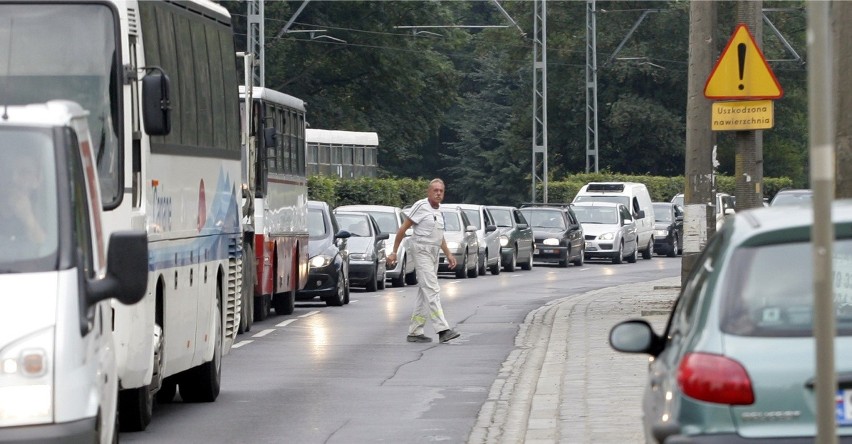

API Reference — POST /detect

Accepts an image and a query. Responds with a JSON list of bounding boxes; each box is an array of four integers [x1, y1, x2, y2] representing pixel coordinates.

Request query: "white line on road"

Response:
[[232, 340, 254, 348], [299, 311, 320, 318], [276, 319, 297, 327], [349, 299, 358, 303], [251, 329, 276, 338]]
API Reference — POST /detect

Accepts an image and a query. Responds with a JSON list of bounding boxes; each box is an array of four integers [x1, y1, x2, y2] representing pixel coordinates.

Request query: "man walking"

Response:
[[388, 179, 461, 344]]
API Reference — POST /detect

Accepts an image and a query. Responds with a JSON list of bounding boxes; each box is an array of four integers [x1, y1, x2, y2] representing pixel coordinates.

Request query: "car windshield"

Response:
[[366, 211, 398, 234], [336, 214, 371, 237], [308, 208, 328, 238], [442, 212, 462, 232], [461, 209, 481, 229], [521, 210, 565, 229], [771, 192, 813, 206], [490, 209, 512, 227], [721, 239, 852, 337], [574, 195, 630, 207], [573, 206, 618, 224], [0, 127, 59, 271], [653, 204, 672, 222]]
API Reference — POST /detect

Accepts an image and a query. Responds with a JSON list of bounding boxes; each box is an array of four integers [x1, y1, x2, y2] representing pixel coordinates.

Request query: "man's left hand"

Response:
[[447, 254, 457, 269]]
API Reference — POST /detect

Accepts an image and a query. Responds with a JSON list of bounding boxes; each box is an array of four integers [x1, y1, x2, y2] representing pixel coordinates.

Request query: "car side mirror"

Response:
[[485, 224, 497, 233], [622, 219, 633, 226], [88, 231, 148, 306], [676, 215, 684, 222], [377, 233, 389, 241], [634, 210, 645, 219], [609, 319, 662, 356], [724, 208, 735, 216], [517, 223, 529, 230], [335, 230, 351, 239], [465, 225, 477, 232]]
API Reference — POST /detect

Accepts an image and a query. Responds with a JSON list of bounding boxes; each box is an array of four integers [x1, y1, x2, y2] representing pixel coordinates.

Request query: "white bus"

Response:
[[239, 86, 309, 323], [306, 129, 379, 179], [0, 0, 246, 431]]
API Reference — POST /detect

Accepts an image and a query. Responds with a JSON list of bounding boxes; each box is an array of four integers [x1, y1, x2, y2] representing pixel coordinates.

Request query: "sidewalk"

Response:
[[468, 277, 681, 443]]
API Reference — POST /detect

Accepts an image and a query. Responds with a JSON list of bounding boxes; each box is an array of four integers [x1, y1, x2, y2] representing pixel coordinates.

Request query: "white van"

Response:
[[573, 182, 656, 259], [0, 102, 147, 443]]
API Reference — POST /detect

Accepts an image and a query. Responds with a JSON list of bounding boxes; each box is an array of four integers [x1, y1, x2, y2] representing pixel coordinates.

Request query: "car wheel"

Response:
[[558, 249, 569, 268], [504, 248, 517, 272], [343, 272, 350, 304], [366, 264, 378, 292], [377, 264, 387, 290], [326, 269, 346, 306], [391, 256, 406, 287], [521, 248, 533, 270], [627, 245, 638, 263], [405, 270, 418, 285], [572, 246, 584, 266], [468, 252, 479, 278], [478, 251, 487, 276], [273, 291, 295, 315], [612, 242, 624, 264], [490, 253, 501, 275], [456, 252, 468, 279], [642, 238, 653, 259]]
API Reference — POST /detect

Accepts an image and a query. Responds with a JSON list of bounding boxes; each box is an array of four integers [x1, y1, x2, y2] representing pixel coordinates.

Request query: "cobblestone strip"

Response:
[[468, 277, 680, 444]]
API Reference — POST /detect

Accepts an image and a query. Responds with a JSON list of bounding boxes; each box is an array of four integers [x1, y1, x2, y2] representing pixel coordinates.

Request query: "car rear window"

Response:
[[721, 239, 852, 337]]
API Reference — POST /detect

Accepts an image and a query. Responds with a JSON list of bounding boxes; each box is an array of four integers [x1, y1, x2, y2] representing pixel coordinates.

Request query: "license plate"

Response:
[[541, 249, 555, 254], [837, 389, 852, 425]]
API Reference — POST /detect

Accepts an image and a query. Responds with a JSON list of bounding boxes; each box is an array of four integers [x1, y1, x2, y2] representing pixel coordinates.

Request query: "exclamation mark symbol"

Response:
[[737, 43, 746, 91]]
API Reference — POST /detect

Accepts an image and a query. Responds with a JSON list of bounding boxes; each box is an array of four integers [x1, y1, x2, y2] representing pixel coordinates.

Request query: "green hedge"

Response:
[[308, 174, 794, 207]]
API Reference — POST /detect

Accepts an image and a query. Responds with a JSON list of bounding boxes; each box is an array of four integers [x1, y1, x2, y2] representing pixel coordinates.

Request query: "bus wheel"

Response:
[[180, 284, 222, 402], [273, 291, 295, 315]]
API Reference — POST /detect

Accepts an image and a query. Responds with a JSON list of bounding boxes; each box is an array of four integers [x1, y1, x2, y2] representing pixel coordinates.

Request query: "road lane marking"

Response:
[[349, 299, 358, 303], [276, 319, 297, 327], [299, 311, 320, 318], [232, 340, 253, 348], [252, 329, 276, 338]]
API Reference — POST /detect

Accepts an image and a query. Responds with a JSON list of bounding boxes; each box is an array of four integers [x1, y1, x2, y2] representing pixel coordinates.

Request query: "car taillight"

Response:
[[677, 352, 754, 405]]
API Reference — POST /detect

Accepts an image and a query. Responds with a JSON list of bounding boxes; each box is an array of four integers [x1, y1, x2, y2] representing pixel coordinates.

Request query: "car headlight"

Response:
[[310, 255, 333, 268], [0, 327, 53, 427], [598, 232, 615, 241], [446, 241, 460, 250], [349, 253, 370, 261], [543, 238, 559, 246], [655, 229, 669, 237], [499, 236, 509, 247]]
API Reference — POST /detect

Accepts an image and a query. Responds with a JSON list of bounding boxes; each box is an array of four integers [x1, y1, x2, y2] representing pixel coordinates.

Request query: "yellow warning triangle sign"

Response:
[[704, 24, 783, 100]]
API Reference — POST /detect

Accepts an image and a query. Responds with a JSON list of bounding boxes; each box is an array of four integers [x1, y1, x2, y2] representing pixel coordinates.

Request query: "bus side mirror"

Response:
[[142, 69, 171, 136], [264, 127, 276, 149]]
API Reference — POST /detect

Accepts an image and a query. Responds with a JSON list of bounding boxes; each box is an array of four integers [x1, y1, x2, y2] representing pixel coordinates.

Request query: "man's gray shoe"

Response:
[[407, 334, 432, 343], [438, 329, 460, 343]]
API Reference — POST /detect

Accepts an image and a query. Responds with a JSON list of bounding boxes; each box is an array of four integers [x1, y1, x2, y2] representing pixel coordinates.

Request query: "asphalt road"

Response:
[[121, 256, 680, 444]]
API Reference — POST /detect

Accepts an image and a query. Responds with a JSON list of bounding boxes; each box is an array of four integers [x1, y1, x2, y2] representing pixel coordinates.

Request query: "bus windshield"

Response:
[[0, 4, 120, 207]]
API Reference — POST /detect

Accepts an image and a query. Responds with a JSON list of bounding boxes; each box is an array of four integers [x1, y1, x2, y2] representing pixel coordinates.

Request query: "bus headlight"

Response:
[[0, 327, 54, 427]]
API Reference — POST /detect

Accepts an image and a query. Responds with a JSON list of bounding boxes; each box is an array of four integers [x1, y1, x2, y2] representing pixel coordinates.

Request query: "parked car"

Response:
[[438, 207, 480, 278], [446, 203, 502, 275], [486, 205, 535, 272], [334, 204, 416, 287], [574, 182, 655, 259], [672, 192, 735, 230], [333, 211, 389, 292], [519, 204, 585, 267], [610, 200, 852, 443], [652, 202, 683, 257], [770, 188, 813, 206], [297, 200, 351, 306], [572, 202, 638, 264]]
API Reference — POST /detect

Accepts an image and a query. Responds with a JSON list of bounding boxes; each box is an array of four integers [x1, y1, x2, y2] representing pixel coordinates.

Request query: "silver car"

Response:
[[446, 203, 502, 275], [438, 207, 480, 278], [572, 202, 638, 264], [335, 205, 417, 287]]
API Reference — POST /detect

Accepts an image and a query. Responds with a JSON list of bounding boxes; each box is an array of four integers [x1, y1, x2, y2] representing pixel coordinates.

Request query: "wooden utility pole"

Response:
[[835, 2, 852, 198], [734, 1, 764, 210], [682, 1, 716, 283]]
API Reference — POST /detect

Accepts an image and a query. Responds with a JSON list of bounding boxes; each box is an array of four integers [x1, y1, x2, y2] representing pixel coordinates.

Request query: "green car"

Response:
[[486, 205, 534, 272], [610, 200, 852, 443]]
